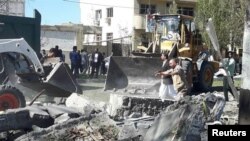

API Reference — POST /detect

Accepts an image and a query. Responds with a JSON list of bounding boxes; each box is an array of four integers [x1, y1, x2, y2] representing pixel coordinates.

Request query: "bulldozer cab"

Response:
[[135, 14, 204, 60], [154, 14, 197, 58]]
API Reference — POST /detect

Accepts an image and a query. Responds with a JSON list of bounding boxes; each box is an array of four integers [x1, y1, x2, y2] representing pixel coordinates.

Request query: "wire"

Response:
[[63, 0, 140, 9]]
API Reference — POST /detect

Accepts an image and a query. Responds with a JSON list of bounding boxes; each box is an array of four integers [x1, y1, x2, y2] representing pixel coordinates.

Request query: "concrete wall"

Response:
[[0, 0, 25, 16], [41, 30, 77, 51]]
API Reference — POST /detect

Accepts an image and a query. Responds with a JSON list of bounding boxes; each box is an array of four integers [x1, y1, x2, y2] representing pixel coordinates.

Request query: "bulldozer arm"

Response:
[[105, 56, 162, 93], [0, 38, 82, 98]]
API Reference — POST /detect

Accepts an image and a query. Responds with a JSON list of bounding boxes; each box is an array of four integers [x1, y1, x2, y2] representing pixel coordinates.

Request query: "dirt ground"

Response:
[[77, 77, 239, 125], [77, 78, 111, 103], [76, 76, 239, 101]]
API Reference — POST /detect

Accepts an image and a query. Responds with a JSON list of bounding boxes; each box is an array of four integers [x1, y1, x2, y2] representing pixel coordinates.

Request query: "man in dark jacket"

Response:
[[90, 48, 103, 78], [69, 46, 81, 78]]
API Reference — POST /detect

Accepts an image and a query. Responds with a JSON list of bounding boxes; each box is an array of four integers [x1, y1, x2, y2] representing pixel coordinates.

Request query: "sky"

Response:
[[25, 0, 80, 25]]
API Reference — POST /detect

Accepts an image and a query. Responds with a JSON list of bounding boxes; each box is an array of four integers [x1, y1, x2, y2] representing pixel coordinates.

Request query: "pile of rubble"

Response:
[[144, 93, 226, 141], [0, 92, 234, 141], [15, 113, 119, 141]]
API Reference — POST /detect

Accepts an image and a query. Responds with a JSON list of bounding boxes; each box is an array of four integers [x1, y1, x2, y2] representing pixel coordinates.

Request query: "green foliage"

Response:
[[195, 0, 247, 49]]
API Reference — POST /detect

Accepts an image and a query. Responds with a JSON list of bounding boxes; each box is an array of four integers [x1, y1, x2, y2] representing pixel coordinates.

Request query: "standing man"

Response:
[[168, 58, 188, 99], [155, 53, 177, 101], [223, 51, 236, 101], [224, 51, 236, 82], [101, 52, 107, 75], [69, 46, 80, 78], [90, 48, 103, 78], [80, 49, 89, 74]]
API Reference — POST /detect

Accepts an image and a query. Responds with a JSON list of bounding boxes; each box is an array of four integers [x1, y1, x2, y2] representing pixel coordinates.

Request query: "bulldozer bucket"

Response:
[[105, 56, 162, 92], [12, 62, 82, 98], [44, 62, 82, 96]]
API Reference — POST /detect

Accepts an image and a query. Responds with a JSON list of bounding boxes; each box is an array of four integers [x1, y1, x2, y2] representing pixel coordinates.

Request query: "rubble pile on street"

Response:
[[15, 113, 120, 141], [220, 100, 238, 125], [144, 92, 226, 141], [109, 94, 174, 121], [0, 92, 234, 141]]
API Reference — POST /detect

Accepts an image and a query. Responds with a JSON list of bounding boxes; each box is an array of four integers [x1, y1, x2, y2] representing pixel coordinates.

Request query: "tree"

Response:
[[195, 0, 247, 50]]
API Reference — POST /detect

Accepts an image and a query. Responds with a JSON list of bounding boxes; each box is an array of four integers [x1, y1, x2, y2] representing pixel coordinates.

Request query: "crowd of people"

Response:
[[155, 50, 239, 102], [41, 45, 65, 63], [69, 46, 107, 78], [41, 45, 108, 79], [41, 45, 240, 102]]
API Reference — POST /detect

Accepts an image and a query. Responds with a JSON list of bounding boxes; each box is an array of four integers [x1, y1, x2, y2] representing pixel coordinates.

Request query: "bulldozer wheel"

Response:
[[0, 86, 26, 111], [196, 62, 214, 91]]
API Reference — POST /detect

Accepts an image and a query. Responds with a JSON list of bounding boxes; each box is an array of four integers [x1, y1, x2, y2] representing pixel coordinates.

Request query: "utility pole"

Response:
[[238, 1, 250, 125]]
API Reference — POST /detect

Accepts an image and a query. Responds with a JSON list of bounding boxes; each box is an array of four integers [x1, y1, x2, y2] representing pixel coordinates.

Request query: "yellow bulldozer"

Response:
[[105, 14, 219, 93]]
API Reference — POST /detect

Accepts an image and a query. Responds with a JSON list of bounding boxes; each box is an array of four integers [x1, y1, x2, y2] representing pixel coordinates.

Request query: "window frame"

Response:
[[95, 9, 102, 20], [106, 33, 113, 41], [139, 4, 156, 14], [107, 7, 113, 17], [177, 7, 194, 16], [96, 34, 102, 45]]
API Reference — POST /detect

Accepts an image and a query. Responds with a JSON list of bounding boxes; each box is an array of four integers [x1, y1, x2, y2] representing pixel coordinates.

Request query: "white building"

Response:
[[0, 0, 25, 16], [41, 24, 102, 51], [41, 24, 101, 63], [80, 0, 134, 46], [80, 0, 196, 49]]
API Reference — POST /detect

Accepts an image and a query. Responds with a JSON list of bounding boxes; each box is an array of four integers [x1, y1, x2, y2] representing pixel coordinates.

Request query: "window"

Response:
[[177, 7, 194, 16], [106, 33, 113, 41], [140, 4, 156, 14], [95, 10, 102, 20], [96, 34, 102, 45], [107, 8, 113, 17]]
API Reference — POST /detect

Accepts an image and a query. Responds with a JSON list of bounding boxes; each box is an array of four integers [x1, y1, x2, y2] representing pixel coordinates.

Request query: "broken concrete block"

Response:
[[108, 93, 174, 119], [118, 122, 139, 140], [129, 112, 142, 118], [66, 93, 94, 116], [54, 113, 72, 124], [144, 93, 225, 141], [0, 109, 32, 132], [25, 105, 54, 128], [43, 104, 81, 118]]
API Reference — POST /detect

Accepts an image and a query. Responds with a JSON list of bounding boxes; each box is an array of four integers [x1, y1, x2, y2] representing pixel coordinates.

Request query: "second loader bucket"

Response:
[[16, 62, 82, 97], [44, 62, 82, 96], [105, 56, 162, 92]]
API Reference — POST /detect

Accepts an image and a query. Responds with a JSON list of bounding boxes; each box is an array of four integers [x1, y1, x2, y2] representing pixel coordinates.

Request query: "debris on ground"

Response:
[[15, 113, 120, 141], [108, 93, 174, 120], [144, 92, 225, 141], [0, 91, 239, 141]]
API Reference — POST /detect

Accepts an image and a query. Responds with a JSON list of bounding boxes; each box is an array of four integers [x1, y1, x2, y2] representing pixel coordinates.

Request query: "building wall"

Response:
[[0, 0, 25, 16], [80, 0, 134, 45], [41, 30, 77, 51], [80, 0, 196, 48]]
